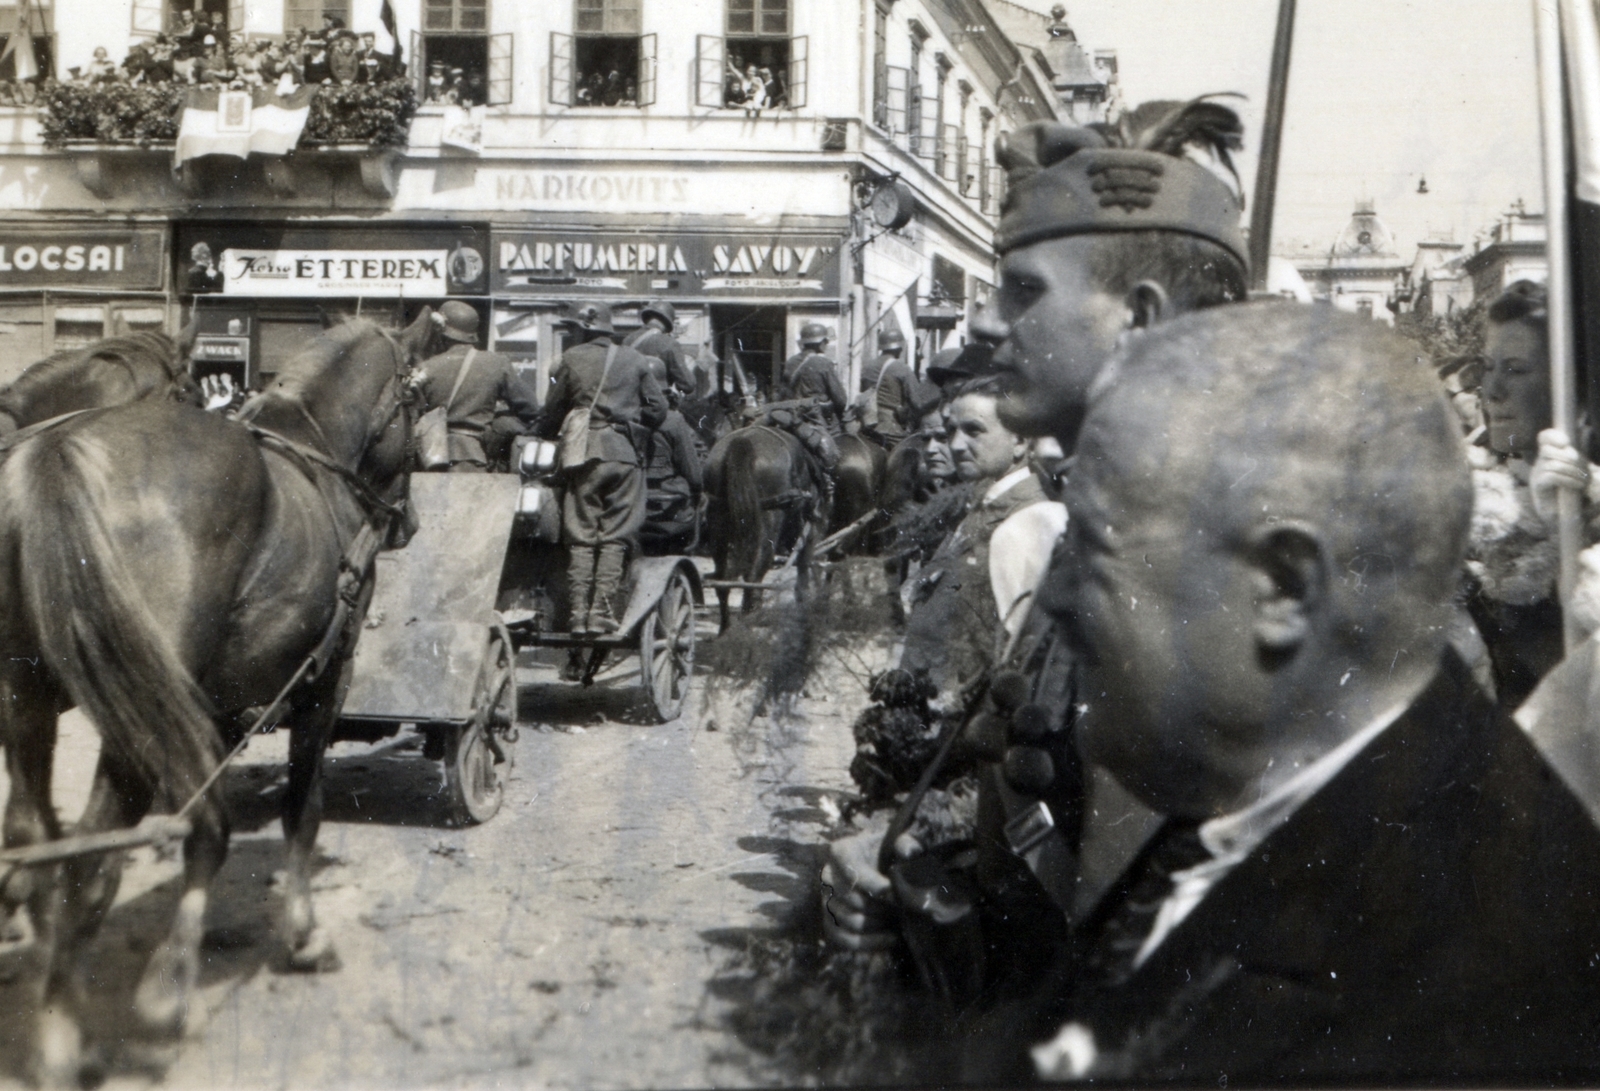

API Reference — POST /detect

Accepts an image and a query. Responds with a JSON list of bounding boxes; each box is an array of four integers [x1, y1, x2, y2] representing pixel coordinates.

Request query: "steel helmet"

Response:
[[640, 299, 676, 330], [878, 327, 906, 352], [437, 300, 480, 343], [563, 301, 617, 337], [800, 321, 831, 346]]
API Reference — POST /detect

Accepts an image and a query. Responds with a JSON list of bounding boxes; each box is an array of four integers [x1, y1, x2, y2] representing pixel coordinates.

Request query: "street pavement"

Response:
[[0, 615, 881, 1089]]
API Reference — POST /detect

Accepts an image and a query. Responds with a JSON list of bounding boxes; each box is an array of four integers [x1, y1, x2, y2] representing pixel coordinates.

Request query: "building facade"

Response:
[[0, 0, 1061, 397], [1290, 201, 1409, 325]]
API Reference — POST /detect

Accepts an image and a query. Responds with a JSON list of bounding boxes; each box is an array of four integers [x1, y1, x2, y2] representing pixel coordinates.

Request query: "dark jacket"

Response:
[[1033, 652, 1600, 1085], [538, 339, 668, 467], [623, 326, 695, 394], [872, 357, 925, 442], [780, 350, 847, 424], [418, 345, 540, 464]]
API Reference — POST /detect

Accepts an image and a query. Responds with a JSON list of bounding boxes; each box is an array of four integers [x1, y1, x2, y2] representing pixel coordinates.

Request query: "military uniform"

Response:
[[417, 343, 540, 472], [869, 356, 928, 447], [641, 408, 705, 554], [779, 348, 847, 428], [623, 326, 696, 395], [538, 326, 667, 632]]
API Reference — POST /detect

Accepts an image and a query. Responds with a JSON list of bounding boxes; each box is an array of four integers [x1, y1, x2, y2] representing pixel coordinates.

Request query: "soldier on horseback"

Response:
[[535, 302, 668, 636], [858, 327, 931, 450], [773, 321, 846, 476], [623, 299, 697, 396]]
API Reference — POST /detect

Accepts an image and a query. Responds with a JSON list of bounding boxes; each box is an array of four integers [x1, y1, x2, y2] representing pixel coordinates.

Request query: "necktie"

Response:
[[1079, 817, 1211, 988]]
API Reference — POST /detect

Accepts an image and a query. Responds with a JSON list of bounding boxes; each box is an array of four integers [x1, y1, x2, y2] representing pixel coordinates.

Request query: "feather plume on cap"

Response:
[[1115, 93, 1246, 197]]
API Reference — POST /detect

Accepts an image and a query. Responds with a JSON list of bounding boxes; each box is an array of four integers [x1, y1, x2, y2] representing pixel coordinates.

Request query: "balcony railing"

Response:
[[40, 78, 417, 149]]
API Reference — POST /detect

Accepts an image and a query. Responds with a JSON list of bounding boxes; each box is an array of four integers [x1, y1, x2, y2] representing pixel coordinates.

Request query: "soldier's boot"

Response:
[[588, 543, 628, 635], [567, 547, 598, 634]]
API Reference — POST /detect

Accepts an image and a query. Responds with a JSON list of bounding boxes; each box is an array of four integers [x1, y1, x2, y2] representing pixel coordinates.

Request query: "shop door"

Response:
[[0, 303, 46, 389], [711, 304, 786, 400]]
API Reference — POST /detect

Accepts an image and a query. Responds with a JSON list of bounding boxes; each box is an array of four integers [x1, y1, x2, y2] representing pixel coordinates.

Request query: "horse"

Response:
[[703, 425, 828, 631], [0, 325, 200, 435], [0, 309, 431, 1085], [831, 432, 887, 547]]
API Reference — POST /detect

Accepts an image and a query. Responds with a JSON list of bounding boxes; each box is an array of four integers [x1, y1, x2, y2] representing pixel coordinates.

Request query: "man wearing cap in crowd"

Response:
[[823, 98, 1253, 1030], [624, 301, 696, 396], [536, 302, 667, 636], [415, 300, 541, 473]]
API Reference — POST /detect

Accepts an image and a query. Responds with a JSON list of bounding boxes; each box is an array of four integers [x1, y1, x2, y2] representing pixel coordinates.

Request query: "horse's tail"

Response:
[[12, 431, 222, 823], [724, 431, 769, 583]]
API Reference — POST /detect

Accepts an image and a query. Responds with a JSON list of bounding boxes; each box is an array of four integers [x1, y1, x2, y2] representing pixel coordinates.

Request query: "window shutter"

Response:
[[487, 32, 513, 105], [907, 84, 921, 153], [549, 31, 573, 107], [411, 30, 424, 97], [941, 125, 959, 181], [885, 66, 907, 137], [957, 132, 970, 194], [786, 35, 806, 109], [695, 35, 724, 108], [916, 97, 937, 160], [229, 0, 244, 34], [131, 0, 162, 36], [637, 32, 656, 107]]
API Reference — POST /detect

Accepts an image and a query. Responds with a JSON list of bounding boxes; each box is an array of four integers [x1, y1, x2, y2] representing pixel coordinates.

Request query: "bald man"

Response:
[[1010, 304, 1600, 1083]]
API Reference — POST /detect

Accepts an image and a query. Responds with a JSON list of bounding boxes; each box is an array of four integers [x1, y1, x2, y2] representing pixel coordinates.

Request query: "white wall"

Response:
[[58, 0, 134, 75]]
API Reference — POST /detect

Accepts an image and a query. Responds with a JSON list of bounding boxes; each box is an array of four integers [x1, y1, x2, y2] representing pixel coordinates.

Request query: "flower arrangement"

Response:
[[40, 78, 416, 149]]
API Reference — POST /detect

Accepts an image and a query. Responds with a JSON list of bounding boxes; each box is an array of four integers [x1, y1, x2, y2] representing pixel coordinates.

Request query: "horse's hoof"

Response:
[[32, 1005, 83, 1089], [131, 945, 197, 1036], [285, 927, 340, 973]]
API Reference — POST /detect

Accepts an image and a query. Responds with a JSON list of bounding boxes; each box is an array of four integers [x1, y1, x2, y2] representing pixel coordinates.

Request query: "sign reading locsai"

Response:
[[492, 232, 843, 297], [221, 249, 451, 297], [0, 228, 165, 290]]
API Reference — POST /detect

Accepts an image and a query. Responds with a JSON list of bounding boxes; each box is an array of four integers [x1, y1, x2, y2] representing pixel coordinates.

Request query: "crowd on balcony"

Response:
[[49, 12, 406, 97]]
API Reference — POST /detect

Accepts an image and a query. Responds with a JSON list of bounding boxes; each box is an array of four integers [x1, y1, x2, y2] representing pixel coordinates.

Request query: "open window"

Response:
[[884, 65, 907, 139], [0, 0, 52, 84], [694, 1, 802, 110], [417, 0, 508, 106], [284, 0, 351, 34], [552, 0, 652, 108]]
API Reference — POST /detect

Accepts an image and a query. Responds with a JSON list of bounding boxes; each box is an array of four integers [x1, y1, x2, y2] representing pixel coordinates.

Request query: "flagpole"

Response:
[[1248, 0, 1296, 291], [1535, 0, 1584, 650]]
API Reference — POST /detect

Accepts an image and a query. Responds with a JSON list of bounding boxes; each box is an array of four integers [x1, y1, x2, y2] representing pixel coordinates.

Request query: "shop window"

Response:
[[0, 1, 53, 86], [0, 304, 44, 388], [52, 306, 106, 352], [413, 0, 510, 106], [113, 306, 167, 334], [550, 0, 654, 108]]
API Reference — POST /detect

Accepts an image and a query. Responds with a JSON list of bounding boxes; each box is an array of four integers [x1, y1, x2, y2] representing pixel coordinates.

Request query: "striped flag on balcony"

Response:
[[174, 85, 317, 169]]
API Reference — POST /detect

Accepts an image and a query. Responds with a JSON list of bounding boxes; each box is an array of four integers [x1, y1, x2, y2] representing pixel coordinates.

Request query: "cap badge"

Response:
[[1087, 160, 1165, 213]]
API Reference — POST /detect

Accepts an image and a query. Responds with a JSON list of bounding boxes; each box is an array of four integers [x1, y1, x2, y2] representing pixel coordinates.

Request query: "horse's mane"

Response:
[[260, 319, 391, 399], [0, 331, 179, 417]]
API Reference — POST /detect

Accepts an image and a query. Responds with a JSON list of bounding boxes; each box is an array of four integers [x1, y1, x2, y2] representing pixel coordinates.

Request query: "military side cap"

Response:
[[994, 98, 1249, 273]]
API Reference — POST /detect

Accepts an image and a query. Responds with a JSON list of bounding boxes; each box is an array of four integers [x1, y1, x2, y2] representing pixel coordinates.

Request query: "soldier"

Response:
[[623, 300, 696, 395], [640, 357, 706, 556], [775, 321, 847, 474], [859, 327, 928, 449], [536, 303, 667, 635], [415, 300, 540, 473]]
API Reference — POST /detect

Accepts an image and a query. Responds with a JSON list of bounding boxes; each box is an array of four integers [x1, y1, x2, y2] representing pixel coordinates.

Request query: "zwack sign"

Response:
[[491, 232, 842, 298], [219, 250, 450, 298], [0, 228, 165, 290]]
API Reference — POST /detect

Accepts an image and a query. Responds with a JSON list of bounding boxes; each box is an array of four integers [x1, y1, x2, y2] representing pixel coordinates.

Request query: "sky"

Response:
[[1009, 0, 1545, 258]]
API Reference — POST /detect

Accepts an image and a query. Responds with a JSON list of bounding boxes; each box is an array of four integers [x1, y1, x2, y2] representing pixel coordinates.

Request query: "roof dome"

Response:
[[1331, 200, 1399, 261]]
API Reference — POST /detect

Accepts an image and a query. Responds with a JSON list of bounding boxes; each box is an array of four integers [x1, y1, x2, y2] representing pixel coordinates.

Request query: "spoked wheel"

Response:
[[638, 568, 696, 723], [445, 632, 516, 825]]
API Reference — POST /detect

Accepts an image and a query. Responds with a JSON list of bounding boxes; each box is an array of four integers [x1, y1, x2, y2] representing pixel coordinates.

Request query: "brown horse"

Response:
[[0, 311, 430, 1084], [704, 425, 829, 631], [831, 432, 887, 546], [0, 326, 200, 435]]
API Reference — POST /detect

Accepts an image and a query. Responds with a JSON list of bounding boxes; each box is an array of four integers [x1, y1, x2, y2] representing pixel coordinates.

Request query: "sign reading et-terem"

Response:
[[491, 232, 843, 298]]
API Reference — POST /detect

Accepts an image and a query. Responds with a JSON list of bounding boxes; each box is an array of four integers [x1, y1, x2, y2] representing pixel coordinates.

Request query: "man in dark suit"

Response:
[[1015, 303, 1600, 1084], [536, 302, 667, 635]]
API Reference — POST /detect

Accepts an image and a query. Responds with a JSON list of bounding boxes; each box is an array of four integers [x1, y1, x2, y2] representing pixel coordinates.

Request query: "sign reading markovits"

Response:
[[0, 228, 165, 290], [491, 232, 842, 298]]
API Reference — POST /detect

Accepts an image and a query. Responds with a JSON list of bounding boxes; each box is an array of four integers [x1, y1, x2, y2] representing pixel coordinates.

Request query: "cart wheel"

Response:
[[638, 568, 696, 723], [445, 633, 515, 825]]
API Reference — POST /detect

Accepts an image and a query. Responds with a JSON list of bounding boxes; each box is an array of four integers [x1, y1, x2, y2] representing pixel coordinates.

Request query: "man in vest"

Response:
[[623, 300, 696, 395], [536, 302, 667, 635], [416, 300, 540, 473]]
